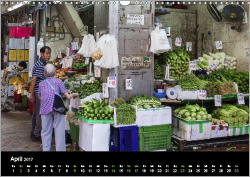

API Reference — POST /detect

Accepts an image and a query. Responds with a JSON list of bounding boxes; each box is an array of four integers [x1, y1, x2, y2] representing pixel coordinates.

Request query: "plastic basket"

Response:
[[138, 124, 171, 151], [153, 92, 166, 98], [22, 95, 28, 107], [28, 98, 33, 113], [110, 126, 138, 151], [69, 122, 79, 144]]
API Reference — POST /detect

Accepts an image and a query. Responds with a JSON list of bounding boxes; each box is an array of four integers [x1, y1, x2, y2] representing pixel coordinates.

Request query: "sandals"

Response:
[[1, 108, 10, 113]]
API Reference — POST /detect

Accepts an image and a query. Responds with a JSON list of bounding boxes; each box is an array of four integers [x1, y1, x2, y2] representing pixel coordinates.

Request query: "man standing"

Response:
[[30, 46, 51, 142]]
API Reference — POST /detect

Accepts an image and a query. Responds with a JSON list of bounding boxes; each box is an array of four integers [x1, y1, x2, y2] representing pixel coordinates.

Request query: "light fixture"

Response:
[[7, 2, 24, 12], [120, 1, 130, 5]]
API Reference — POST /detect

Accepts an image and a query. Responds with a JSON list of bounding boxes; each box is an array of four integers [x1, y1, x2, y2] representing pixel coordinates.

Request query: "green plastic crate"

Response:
[[22, 95, 28, 107], [138, 124, 171, 151], [76, 114, 114, 124], [69, 122, 79, 144]]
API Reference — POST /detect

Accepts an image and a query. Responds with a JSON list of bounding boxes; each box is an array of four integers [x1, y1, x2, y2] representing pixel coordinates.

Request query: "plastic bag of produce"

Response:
[[203, 54, 213, 60], [209, 52, 221, 60], [215, 52, 226, 58]]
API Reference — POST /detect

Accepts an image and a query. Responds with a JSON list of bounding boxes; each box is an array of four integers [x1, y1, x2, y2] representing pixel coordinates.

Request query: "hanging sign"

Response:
[[102, 83, 109, 98], [125, 79, 133, 90], [25, 39, 29, 49], [9, 38, 17, 49], [57, 50, 62, 58], [71, 42, 78, 50], [237, 93, 245, 105], [107, 77, 116, 88], [214, 95, 222, 107], [186, 42, 192, 51], [216, 41, 223, 49], [175, 38, 182, 47], [189, 61, 197, 70], [94, 65, 101, 78], [222, 57, 229, 66], [5, 45, 9, 52], [127, 14, 144, 25], [121, 56, 151, 70], [210, 63, 218, 70], [17, 38, 25, 50], [4, 55, 7, 62], [198, 90, 207, 100], [85, 57, 90, 65]]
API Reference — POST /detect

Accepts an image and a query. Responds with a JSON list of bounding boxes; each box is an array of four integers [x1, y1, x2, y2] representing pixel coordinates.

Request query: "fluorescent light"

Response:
[[120, 1, 130, 5], [8, 3, 24, 11]]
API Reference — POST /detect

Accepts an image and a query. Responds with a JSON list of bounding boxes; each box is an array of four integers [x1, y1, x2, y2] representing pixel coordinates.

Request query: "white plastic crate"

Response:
[[228, 125, 249, 136], [113, 105, 137, 128], [78, 120, 110, 151], [136, 106, 172, 127], [172, 115, 212, 141], [211, 123, 228, 138]]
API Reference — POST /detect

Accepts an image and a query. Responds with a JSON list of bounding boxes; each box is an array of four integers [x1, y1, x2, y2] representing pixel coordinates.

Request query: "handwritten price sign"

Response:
[[210, 63, 218, 70], [216, 41, 223, 49], [107, 77, 116, 88], [102, 83, 109, 98], [94, 65, 101, 78], [189, 61, 197, 70], [237, 93, 245, 105], [175, 38, 182, 47], [222, 57, 228, 66], [214, 95, 222, 107], [198, 90, 207, 100]]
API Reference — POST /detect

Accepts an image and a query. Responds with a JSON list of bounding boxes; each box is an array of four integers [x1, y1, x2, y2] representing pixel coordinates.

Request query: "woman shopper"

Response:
[[38, 64, 79, 151], [1, 62, 27, 112]]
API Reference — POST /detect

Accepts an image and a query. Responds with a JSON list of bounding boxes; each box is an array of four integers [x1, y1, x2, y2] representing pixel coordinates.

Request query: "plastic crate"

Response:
[[22, 95, 28, 107], [110, 125, 138, 151], [138, 124, 171, 151], [28, 98, 33, 113], [69, 122, 79, 144]]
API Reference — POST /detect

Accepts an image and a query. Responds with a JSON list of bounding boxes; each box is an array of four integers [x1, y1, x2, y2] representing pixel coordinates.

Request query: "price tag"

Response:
[[214, 95, 222, 107], [71, 42, 78, 50], [175, 38, 182, 47], [85, 57, 90, 65], [189, 61, 197, 70], [107, 77, 116, 88], [237, 93, 245, 105], [210, 63, 218, 70], [222, 57, 228, 66], [57, 50, 62, 58], [194, 59, 199, 66], [4, 55, 7, 62], [186, 42, 192, 51], [102, 83, 109, 98], [216, 41, 223, 49], [94, 65, 101, 78], [125, 79, 133, 90], [198, 90, 206, 100]]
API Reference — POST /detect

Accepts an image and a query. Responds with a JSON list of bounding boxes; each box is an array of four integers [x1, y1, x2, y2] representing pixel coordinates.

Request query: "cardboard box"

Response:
[[211, 123, 228, 138], [172, 115, 212, 141], [136, 106, 172, 127], [78, 120, 110, 151]]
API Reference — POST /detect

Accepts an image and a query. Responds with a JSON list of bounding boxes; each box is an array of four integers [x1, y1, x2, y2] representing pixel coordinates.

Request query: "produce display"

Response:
[[177, 74, 210, 91], [110, 98, 126, 108], [56, 68, 70, 74], [154, 60, 164, 79], [234, 102, 249, 113], [77, 98, 113, 120], [215, 82, 237, 96], [129, 95, 162, 109], [66, 111, 79, 125], [73, 80, 102, 99], [54, 71, 69, 80], [174, 104, 212, 121], [230, 70, 249, 94], [80, 77, 96, 84], [165, 49, 190, 79], [71, 62, 88, 70], [116, 103, 136, 125], [212, 104, 249, 126], [64, 80, 80, 91]]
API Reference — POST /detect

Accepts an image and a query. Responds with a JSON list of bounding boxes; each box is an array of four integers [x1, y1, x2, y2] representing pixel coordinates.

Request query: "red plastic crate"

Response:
[[28, 98, 33, 113]]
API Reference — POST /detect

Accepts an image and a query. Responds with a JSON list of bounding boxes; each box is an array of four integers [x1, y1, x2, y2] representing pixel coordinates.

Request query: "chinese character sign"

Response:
[[216, 41, 223, 49], [94, 66, 101, 78], [198, 90, 207, 100], [107, 77, 116, 88], [102, 83, 109, 98], [189, 61, 197, 70], [125, 79, 132, 90], [127, 14, 144, 25], [210, 63, 218, 70], [175, 38, 182, 47]]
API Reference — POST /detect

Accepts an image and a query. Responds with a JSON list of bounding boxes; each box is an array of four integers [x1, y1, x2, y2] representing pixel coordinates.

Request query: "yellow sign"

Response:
[[24, 50, 29, 61], [17, 50, 25, 61], [9, 50, 17, 61]]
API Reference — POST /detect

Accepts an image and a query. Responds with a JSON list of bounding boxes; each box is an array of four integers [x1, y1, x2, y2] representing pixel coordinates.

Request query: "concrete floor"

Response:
[[1, 108, 249, 152]]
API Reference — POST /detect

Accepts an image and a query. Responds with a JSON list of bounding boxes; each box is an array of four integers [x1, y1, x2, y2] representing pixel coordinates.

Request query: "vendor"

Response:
[[1, 62, 27, 113]]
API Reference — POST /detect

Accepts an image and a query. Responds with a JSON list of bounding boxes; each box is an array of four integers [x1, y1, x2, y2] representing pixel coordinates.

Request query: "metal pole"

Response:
[[35, 10, 40, 61], [43, 5, 46, 46]]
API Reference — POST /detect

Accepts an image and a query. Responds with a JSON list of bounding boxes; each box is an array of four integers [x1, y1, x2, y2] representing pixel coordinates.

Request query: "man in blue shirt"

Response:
[[30, 46, 51, 142]]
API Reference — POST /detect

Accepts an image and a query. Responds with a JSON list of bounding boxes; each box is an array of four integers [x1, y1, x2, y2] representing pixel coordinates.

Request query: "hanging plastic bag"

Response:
[[150, 27, 171, 54]]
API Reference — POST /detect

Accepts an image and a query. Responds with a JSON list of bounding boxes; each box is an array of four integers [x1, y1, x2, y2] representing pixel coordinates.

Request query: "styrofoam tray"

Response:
[[228, 125, 249, 136], [136, 106, 172, 127]]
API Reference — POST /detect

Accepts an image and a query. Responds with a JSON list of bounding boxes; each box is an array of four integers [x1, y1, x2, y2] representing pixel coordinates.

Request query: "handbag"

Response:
[[46, 79, 66, 114]]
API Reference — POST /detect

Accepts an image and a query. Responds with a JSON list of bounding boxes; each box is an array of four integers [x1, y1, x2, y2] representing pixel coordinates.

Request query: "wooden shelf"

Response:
[[155, 11, 171, 16]]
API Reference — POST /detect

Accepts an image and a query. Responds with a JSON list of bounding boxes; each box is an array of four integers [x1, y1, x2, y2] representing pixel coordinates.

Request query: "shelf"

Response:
[[155, 11, 171, 16]]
